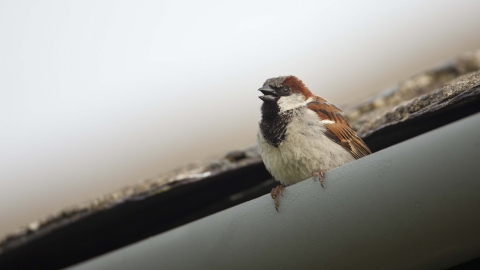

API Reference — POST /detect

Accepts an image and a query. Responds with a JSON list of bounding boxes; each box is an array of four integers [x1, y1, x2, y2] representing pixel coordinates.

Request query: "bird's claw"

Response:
[[312, 170, 327, 188], [271, 185, 285, 211]]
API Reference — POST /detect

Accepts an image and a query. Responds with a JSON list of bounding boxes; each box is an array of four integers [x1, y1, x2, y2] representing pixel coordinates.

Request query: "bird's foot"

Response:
[[271, 185, 285, 211], [312, 170, 327, 188]]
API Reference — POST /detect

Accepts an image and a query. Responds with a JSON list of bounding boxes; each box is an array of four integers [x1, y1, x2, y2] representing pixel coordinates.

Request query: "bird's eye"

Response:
[[282, 86, 290, 94]]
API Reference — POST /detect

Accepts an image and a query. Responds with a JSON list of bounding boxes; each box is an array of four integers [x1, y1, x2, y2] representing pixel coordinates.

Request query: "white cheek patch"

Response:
[[277, 94, 310, 112]]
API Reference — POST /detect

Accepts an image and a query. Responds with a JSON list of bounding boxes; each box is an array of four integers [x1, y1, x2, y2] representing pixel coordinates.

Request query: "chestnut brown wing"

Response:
[[307, 100, 371, 159]]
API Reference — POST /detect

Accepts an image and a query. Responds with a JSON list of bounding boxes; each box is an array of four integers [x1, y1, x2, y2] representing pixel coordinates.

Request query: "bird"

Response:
[[257, 75, 371, 211]]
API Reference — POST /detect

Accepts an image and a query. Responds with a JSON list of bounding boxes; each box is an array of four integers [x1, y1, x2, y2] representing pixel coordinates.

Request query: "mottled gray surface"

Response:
[[355, 71, 480, 137], [346, 50, 480, 136], [0, 149, 261, 253]]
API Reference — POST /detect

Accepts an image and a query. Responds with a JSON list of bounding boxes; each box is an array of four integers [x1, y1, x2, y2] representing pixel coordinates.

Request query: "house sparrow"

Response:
[[257, 76, 371, 210]]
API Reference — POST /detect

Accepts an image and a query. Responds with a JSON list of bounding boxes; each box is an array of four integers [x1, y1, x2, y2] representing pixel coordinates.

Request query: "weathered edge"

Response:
[[361, 72, 480, 152]]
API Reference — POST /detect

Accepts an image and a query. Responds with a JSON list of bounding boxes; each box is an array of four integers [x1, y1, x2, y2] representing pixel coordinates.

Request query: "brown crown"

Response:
[[283, 76, 313, 99]]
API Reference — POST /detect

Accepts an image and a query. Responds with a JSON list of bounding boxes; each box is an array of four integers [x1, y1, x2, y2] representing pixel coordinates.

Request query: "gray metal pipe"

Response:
[[69, 113, 480, 270]]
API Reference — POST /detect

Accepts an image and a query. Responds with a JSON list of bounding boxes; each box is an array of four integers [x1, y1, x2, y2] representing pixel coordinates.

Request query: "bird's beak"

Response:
[[258, 85, 278, 102]]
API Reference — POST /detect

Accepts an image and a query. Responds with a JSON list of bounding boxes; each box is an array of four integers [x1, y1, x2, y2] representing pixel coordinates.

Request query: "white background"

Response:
[[1, 0, 480, 236]]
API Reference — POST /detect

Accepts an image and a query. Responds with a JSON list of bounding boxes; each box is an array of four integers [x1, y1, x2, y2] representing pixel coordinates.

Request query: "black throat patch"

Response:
[[259, 102, 293, 147]]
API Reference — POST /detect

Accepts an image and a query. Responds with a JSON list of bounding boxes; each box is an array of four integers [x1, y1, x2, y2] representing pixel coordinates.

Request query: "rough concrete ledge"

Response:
[[0, 146, 261, 252], [0, 146, 262, 254], [352, 71, 480, 139], [346, 50, 480, 135]]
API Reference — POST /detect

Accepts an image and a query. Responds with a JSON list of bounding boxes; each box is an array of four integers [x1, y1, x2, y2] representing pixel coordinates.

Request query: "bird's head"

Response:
[[258, 75, 313, 112]]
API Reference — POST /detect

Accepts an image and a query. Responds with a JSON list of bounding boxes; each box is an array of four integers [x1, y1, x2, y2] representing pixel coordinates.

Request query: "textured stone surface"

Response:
[[346, 50, 480, 136], [0, 149, 261, 254], [354, 71, 480, 138]]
